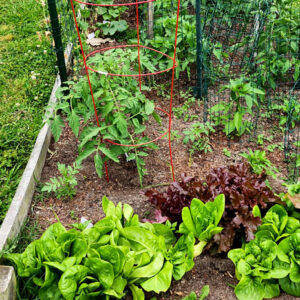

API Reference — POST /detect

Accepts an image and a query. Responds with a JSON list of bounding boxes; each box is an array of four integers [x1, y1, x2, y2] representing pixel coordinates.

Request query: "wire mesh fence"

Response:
[[46, 0, 299, 181]]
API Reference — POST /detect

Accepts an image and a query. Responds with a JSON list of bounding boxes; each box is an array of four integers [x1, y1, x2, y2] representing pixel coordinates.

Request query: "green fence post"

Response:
[[195, 0, 202, 99], [296, 39, 300, 89], [47, 0, 68, 84]]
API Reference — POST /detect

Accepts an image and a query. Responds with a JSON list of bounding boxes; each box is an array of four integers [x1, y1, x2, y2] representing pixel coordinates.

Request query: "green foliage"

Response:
[[271, 96, 300, 131], [223, 148, 231, 158], [139, 0, 196, 78], [255, 0, 300, 88], [99, 20, 128, 36], [0, 0, 56, 224], [179, 194, 225, 256], [240, 149, 279, 179], [228, 204, 300, 300], [75, 0, 128, 37], [41, 163, 81, 200], [278, 233, 300, 296], [209, 77, 265, 136], [181, 285, 210, 300], [257, 204, 300, 241], [183, 122, 215, 156], [3, 196, 224, 299], [267, 142, 283, 153], [46, 50, 162, 186], [173, 92, 198, 121]]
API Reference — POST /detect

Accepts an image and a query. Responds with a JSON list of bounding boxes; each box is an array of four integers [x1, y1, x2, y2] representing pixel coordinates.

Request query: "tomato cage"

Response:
[[69, 0, 181, 182]]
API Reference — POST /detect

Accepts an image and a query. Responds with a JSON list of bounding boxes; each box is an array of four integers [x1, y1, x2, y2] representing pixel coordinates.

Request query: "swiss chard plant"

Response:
[[228, 204, 300, 300], [146, 163, 280, 252], [3, 195, 225, 299]]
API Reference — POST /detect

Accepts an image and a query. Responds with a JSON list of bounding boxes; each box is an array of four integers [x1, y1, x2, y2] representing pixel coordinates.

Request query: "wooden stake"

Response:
[[147, 2, 154, 39]]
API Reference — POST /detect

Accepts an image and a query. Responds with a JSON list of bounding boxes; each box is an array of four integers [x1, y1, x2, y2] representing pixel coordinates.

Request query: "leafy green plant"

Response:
[[271, 96, 300, 131], [3, 196, 224, 299], [75, 0, 128, 37], [284, 181, 300, 197], [223, 148, 231, 157], [240, 149, 279, 179], [257, 204, 300, 241], [46, 50, 163, 186], [139, 8, 196, 78], [209, 77, 265, 136], [255, 0, 300, 89], [69, 210, 77, 220], [228, 204, 300, 300], [41, 163, 80, 199], [173, 92, 198, 122], [281, 180, 300, 211], [179, 194, 225, 256], [183, 122, 215, 156], [181, 285, 210, 300], [267, 142, 283, 153], [278, 233, 300, 296], [228, 231, 290, 300], [257, 134, 264, 146]]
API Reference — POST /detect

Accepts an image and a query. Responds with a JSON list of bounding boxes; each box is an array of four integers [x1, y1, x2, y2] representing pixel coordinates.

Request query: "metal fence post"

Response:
[[195, 0, 202, 99], [47, 0, 68, 84]]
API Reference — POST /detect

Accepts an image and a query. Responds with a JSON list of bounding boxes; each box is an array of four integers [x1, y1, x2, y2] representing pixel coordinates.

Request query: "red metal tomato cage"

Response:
[[70, 0, 181, 182]]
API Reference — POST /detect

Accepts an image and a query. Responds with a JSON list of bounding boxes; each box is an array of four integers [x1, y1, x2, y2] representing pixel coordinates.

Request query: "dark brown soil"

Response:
[[28, 87, 296, 299]]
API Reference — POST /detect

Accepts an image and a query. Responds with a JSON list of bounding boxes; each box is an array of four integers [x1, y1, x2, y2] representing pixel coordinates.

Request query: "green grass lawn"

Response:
[[0, 0, 57, 223]]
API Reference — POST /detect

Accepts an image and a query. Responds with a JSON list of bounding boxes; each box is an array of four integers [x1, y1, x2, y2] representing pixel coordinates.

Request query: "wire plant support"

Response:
[[69, 0, 181, 183]]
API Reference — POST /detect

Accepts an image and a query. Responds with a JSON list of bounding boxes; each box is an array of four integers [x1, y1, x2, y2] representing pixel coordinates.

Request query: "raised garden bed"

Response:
[[1, 0, 299, 299]]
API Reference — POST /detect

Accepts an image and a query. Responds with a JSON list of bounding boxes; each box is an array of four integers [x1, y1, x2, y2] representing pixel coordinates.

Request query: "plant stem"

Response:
[[193, 240, 207, 257], [143, 183, 170, 189]]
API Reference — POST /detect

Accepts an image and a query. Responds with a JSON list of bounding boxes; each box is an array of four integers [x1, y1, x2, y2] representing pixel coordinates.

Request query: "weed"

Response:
[[41, 163, 81, 199], [183, 122, 215, 156], [223, 148, 231, 158], [69, 210, 77, 220]]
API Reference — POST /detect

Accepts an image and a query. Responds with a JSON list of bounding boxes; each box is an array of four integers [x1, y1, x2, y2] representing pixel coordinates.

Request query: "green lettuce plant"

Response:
[[4, 195, 225, 299], [228, 204, 300, 300], [278, 233, 300, 296], [257, 204, 300, 241], [228, 231, 290, 300], [179, 194, 225, 256]]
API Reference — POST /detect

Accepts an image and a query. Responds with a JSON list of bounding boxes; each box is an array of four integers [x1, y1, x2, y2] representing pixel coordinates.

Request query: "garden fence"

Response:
[[46, 0, 299, 181]]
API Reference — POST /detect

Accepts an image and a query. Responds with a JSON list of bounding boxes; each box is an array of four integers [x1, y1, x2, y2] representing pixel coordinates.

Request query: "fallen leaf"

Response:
[[86, 37, 115, 46]]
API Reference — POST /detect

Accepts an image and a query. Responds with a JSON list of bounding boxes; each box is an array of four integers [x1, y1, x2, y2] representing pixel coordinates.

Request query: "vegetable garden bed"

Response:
[[14, 90, 297, 299], [1, 0, 299, 299]]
